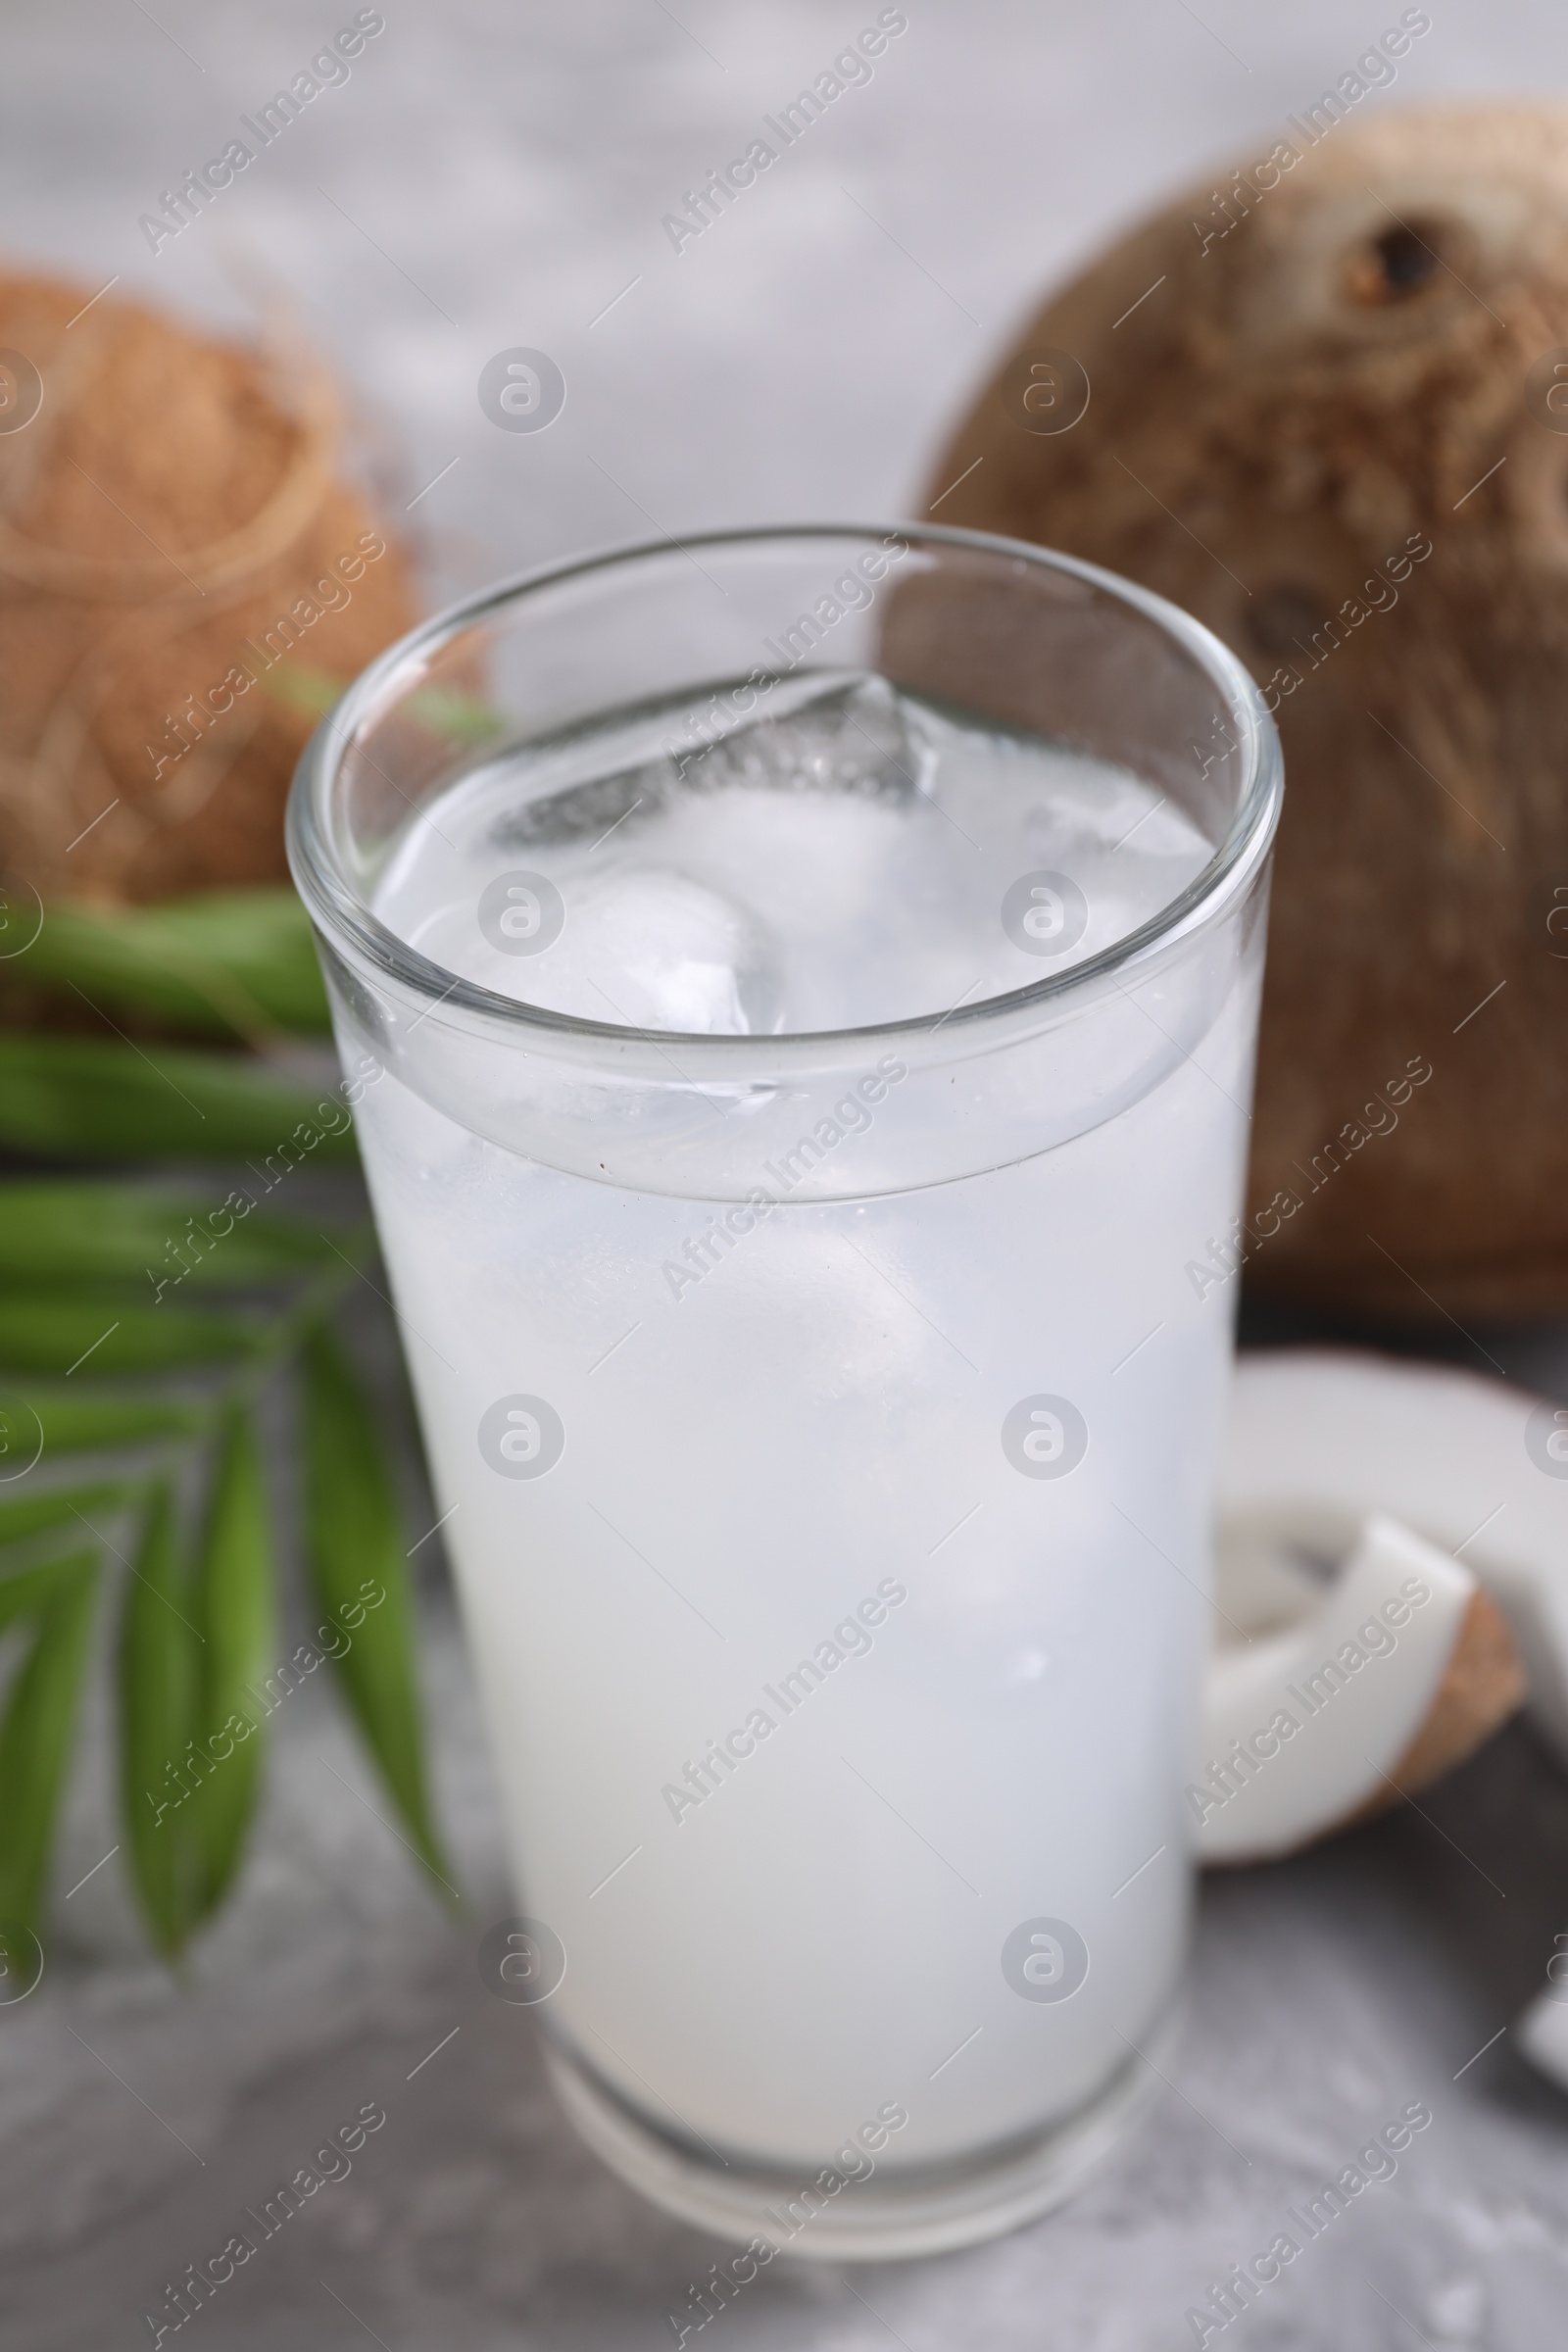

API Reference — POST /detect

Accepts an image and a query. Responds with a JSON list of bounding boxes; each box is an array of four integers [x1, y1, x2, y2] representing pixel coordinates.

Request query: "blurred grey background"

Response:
[[23, 0, 1561, 590], [6, 3, 1568, 2347]]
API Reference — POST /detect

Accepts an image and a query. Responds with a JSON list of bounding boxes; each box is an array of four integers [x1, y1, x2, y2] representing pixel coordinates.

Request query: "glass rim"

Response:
[[286, 518, 1284, 1054]]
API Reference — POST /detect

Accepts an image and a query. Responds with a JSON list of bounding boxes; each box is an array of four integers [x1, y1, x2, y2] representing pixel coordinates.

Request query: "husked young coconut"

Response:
[[0, 271, 416, 905], [923, 101, 1568, 1318]]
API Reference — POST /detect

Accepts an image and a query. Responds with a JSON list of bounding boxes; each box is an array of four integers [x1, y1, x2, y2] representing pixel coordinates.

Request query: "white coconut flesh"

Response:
[[1219, 1349, 1568, 1765], [1210, 1348, 1568, 2096], [1200, 1511, 1475, 1864], [1518, 1984, 1568, 2090]]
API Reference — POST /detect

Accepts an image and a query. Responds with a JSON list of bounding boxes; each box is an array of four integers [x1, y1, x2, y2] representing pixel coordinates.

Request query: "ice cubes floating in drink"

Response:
[[373, 671, 1212, 1033]]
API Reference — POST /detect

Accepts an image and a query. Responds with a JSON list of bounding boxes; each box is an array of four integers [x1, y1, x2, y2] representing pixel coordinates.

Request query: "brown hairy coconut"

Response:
[[923, 100, 1568, 1320], [0, 271, 416, 904]]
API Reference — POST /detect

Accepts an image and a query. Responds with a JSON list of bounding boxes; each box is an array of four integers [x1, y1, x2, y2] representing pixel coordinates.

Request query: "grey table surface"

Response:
[[7, 2, 1568, 2344]]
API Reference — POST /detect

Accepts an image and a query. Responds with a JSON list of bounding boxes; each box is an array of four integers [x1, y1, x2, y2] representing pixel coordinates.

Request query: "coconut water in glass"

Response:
[[288, 523, 1282, 2257]]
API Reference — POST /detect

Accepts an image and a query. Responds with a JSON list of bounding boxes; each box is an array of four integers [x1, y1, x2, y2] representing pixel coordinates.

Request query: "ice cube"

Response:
[[480, 671, 935, 865], [514, 865, 783, 1035], [487, 754, 670, 852], [680, 671, 935, 805]]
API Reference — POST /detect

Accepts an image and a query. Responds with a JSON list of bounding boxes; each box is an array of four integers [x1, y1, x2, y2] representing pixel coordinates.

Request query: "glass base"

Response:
[[544, 2006, 1179, 2262]]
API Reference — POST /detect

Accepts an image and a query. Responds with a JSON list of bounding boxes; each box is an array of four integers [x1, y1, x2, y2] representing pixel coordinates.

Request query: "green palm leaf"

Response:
[[0, 1482, 132, 1556], [301, 1327, 453, 1896], [6, 1390, 206, 1460], [0, 1300, 255, 1376], [119, 1486, 198, 1955], [0, 1183, 337, 1291], [187, 1408, 275, 1921], [0, 1036, 361, 1163], [0, 1550, 100, 1940], [0, 876, 446, 1968], [14, 889, 330, 1040]]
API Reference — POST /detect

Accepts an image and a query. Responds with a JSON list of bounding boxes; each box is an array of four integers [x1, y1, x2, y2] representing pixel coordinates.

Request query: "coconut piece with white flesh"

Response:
[[1198, 1513, 1497, 1864], [1518, 1976, 1568, 2090], [1213, 1349, 1566, 2092], [1222, 1350, 1568, 1763]]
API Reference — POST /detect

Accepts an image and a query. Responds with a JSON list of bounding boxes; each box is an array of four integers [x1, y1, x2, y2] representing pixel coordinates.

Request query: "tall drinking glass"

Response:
[[288, 523, 1282, 2260]]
